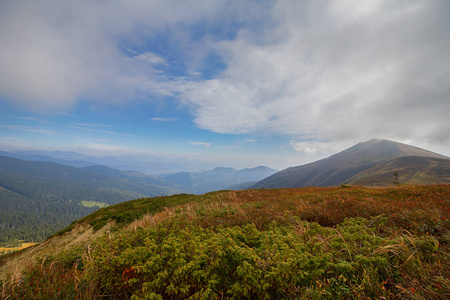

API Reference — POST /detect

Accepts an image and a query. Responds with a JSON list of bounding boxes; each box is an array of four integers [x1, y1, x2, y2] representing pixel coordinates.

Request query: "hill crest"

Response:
[[252, 138, 449, 188]]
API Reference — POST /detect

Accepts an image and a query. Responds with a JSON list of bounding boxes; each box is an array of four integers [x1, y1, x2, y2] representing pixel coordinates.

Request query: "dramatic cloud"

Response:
[[1, 0, 449, 159], [0, 0, 250, 110], [180, 0, 450, 150]]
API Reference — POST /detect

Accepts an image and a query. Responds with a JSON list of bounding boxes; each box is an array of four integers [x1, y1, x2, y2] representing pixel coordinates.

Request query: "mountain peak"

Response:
[[252, 139, 448, 189], [365, 138, 385, 143]]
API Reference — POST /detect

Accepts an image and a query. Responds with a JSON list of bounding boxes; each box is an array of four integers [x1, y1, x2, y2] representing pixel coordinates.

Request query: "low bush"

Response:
[[2, 185, 449, 299]]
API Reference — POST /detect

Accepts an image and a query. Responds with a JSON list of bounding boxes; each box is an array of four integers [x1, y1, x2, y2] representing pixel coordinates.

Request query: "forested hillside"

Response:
[[0, 188, 95, 245], [0, 156, 186, 245]]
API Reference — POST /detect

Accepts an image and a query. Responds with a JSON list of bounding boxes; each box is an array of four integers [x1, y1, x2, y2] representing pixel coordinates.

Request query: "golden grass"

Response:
[[0, 243, 37, 253]]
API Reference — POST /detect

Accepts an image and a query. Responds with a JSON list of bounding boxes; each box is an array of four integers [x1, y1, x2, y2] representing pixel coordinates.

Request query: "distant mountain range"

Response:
[[0, 150, 214, 174], [0, 150, 99, 168], [0, 150, 278, 193], [0, 156, 186, 200], [0, 155, 188, 244], [252, 139, 450, 188], [162, 166, 278, 194], [1, 138, 449, 245], [0, 154, 276, 244]]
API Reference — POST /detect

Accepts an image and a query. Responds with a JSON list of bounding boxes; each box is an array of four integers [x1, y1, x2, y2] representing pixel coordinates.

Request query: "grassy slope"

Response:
[[345, 156, 450, 186], [1, 185, 449, 299], [252, 139, 448, 189]]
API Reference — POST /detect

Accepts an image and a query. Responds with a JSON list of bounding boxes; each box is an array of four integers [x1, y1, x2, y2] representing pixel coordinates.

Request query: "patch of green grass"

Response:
[[77, 192, 218, 232], [81, 200, 108, 208]]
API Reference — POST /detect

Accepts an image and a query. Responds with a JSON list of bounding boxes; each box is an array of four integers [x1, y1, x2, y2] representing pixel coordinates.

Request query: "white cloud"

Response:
[[134, 52, 167, 65], [13, 116, 48, 122], [1, 0, 449, 154], [189, 141, 210, 148], [75, 143, 139, 156], [72, 123, 113, 127], [179, 0, 450, 148], [151, 117, 178, 122], [68, 125, 133, 136], [289, 140, 351, 156], [0, 0, 236, 111], [0, 125, 57, 135]]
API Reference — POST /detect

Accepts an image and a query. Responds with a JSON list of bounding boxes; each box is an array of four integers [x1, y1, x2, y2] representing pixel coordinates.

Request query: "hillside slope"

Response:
[[1, 185, 449, 299], [252, 138, 448, 188], [345, 156, 450, 186]]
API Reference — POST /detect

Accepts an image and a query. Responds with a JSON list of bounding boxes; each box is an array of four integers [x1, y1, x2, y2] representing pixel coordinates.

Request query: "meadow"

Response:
[[1, 185, 449, 299]]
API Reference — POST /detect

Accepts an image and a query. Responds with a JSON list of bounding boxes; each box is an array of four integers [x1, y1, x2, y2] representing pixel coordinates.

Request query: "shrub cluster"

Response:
[[1, 185, 449, 299]]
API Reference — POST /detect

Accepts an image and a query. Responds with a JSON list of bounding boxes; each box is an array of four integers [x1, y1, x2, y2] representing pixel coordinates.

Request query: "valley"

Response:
[[0, 155, 275, 246]]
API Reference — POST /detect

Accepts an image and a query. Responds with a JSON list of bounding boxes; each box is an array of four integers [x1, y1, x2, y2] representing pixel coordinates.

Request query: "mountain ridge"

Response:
[[162, 166, 278, 194], [252, 138, 449, 189], [0, 155, 277, 245], [0, 155, 188, 244], [0, 150, 218, 174]]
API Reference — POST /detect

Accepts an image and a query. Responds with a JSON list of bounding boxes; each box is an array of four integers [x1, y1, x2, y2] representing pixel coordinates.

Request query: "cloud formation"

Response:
[[289, 141, 342, 156], [181, 0, 450, 149], [0, 0, 242, 110], [189, 141, 211, 148], [0, 125, 57, 135], [1, 0, 449, 156], [68, 125, 133, 136], [151, 117, 178, 122]]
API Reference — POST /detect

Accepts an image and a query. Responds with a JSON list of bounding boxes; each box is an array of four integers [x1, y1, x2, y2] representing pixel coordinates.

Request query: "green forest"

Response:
[[0, 156, 183, 246], [0, 187, 97, 245]]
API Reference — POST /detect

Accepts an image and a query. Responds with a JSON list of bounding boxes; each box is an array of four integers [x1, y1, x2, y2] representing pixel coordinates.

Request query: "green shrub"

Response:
[[2, 185, 449, 299]]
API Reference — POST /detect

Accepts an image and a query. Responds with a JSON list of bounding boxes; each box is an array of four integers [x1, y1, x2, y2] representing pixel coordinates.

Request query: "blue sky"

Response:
[[1, 0, 450, 171]]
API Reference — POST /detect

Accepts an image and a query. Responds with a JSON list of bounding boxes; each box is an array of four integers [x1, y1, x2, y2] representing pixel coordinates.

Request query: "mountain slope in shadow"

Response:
[[252, 139, 448, 188]]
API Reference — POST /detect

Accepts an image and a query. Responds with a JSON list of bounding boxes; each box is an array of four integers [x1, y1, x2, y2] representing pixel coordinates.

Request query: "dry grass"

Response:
[[0, 222, 114, 281], [0, 243, 37, 254]]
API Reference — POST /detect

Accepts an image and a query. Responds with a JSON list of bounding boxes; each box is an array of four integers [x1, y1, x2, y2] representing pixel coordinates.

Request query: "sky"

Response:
[[1, 0, 449, 172]]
